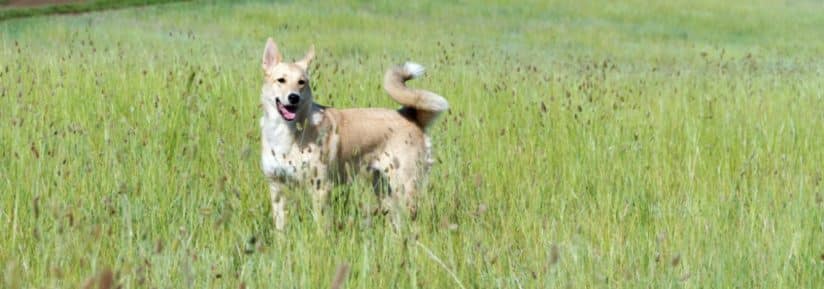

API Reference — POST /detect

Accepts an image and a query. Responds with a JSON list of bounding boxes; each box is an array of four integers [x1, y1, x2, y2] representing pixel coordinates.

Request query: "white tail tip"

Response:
[[403, 62, 425, 78]]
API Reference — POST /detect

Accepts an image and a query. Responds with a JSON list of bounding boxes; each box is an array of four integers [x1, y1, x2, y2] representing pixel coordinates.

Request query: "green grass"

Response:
[[1, 0, 823, 288], [0, 0, 187, 21]]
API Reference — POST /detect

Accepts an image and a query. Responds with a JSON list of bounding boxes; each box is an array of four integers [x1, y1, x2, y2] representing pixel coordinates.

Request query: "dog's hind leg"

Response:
[[390, 176, 420, 220], [370, 168, 396, 217], [269, 182, 287, 231], [369, 157, 396, 214], [382, 174, 420, 231], [373, 153, 424, 229]]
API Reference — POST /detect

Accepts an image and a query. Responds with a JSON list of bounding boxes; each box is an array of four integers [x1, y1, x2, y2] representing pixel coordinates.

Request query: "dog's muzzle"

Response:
[[276, 98, 298, 121]]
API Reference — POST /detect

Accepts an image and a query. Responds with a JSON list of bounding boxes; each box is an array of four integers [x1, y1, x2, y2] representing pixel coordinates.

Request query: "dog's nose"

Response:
[[287, 93, 300, 105]]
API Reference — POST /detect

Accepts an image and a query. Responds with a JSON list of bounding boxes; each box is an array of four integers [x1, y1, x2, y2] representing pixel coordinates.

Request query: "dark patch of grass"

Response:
[[0, 0, 188, 21]]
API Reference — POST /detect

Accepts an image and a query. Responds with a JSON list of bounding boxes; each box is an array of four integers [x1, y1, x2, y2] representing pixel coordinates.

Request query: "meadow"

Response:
[[1, 0, 823, 288]]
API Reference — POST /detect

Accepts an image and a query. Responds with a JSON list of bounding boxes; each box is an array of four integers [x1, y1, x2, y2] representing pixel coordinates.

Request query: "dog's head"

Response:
[[261, 38, 315, 122]]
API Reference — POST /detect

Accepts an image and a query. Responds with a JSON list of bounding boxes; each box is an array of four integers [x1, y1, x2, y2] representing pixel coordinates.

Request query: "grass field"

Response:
[[1, 0, 823, 288]]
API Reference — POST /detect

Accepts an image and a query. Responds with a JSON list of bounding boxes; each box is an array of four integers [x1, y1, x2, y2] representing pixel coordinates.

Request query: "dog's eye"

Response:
[[277, 78, 286, 84], [297, 80, 306, 85]]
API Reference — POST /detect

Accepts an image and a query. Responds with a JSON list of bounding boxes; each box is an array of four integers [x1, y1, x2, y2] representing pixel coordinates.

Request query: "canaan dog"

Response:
[[259, 38, 448, 230]]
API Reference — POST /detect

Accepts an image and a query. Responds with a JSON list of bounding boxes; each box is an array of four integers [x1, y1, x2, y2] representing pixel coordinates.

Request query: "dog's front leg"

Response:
[[269, 182, 287, 230]]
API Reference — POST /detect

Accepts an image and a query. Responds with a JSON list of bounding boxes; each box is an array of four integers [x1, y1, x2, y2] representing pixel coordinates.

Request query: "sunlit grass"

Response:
[[1, 0, 822, 288]]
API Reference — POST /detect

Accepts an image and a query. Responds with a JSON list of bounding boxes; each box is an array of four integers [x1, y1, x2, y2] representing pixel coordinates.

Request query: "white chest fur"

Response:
[[260, 115, 324, 182]]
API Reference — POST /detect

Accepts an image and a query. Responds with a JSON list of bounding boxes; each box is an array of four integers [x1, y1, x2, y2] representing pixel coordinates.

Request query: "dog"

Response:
[[259, 38, 448, 230]]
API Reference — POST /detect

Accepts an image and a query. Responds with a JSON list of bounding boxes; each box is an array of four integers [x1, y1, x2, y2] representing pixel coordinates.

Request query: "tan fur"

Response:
[[259, 39, 447, 230]]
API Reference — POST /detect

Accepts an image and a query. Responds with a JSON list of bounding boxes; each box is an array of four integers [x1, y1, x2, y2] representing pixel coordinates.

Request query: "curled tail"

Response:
[[384, 62, 449, 129]]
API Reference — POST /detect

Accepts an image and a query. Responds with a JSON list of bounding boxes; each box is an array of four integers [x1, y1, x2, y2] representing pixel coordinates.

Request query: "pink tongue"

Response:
[[278, 103, 296, 120]]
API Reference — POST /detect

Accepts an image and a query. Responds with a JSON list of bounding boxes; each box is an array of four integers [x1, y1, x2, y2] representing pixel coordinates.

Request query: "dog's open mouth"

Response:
[[276, 99, 298, 121]]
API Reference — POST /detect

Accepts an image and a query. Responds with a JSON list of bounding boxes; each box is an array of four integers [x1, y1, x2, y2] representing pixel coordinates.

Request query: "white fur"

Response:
[[260, 108, 326, 182], [311, 110, 325, 126], [404, 62, 425, 78], [260, 115, 298, 179]]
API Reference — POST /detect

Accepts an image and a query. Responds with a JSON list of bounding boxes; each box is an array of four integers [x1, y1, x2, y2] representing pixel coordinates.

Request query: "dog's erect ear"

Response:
[[262, 38, 282, 72], [296, 44, 315, 70]]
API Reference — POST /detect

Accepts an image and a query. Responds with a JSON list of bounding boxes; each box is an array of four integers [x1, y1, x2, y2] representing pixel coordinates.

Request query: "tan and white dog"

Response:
[[259, 38, 448, 230]]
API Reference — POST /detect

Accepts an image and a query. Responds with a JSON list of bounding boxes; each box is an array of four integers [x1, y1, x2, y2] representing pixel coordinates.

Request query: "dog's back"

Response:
[[323, 107, 424, 164]]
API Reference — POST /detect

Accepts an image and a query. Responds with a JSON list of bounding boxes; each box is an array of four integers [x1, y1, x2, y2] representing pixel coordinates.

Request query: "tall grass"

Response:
[[1, 0, 822, 288]]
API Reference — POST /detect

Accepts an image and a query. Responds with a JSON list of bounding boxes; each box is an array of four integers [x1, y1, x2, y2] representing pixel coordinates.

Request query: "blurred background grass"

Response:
[[0, 0, 186, 21]]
